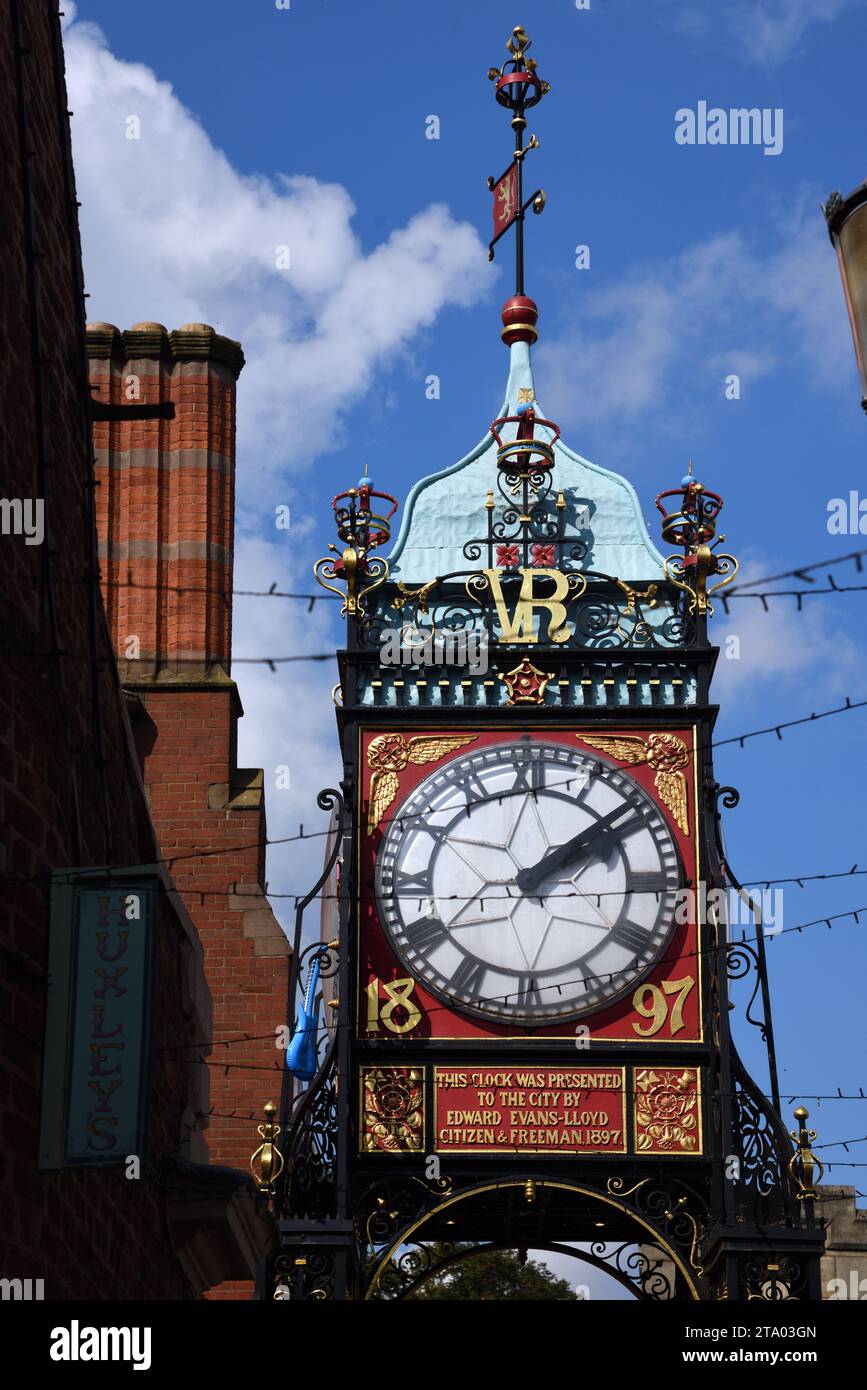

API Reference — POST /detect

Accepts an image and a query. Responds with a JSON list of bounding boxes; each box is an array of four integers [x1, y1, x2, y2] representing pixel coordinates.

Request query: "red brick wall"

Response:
[[0, 0, 210, 1300], [87, 327, 291, 1299], [130, 686, 290, 1171]]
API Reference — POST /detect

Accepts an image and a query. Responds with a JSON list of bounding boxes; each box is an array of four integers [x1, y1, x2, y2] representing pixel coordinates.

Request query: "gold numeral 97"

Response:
[[631, 975, 694, 1037]]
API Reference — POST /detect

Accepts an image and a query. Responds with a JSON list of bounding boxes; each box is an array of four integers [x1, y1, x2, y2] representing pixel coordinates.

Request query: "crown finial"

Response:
[[655, 467, 739, 618]]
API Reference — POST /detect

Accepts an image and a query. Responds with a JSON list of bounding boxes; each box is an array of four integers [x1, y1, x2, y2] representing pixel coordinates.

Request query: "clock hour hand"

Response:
[[515, 804, 643, 893]]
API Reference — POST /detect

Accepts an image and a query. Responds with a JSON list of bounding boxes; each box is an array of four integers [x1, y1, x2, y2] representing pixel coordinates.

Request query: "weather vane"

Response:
[[486, 25, 550, 296]]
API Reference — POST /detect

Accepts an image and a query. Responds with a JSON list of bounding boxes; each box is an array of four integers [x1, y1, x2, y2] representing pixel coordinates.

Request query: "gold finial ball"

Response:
[[794, 1106, 809, 1121], [263, 1100, 277, 1118]]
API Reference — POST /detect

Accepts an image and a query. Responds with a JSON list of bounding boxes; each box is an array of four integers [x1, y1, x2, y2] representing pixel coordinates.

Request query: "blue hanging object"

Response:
[[285, 953, 322, 1082]]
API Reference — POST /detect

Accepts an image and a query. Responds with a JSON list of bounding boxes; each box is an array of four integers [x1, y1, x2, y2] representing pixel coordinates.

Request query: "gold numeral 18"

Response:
[[365, 976, 421, 1035], [631, 975, 695, 1037]]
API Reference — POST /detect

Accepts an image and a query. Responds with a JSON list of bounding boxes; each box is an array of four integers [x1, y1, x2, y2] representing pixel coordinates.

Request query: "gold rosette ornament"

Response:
[[366, 733, 477, 835], [635, 1068, 698, 1152], [580, 732, 690, 836], [362, 1067, 424, 1152]]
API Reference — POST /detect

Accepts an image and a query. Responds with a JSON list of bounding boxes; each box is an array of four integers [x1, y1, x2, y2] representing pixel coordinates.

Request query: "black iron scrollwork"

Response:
[[379, 570, 693, 653], [282, 1037, 339, 1221], [743, 1254, 809, 1302], [726, 941, 769, 1041], [272, 1249, 336, 1301], [272, 786, 347, 1218], [729, 1050, 796, 1225], [589, 1240, 676, 1301]]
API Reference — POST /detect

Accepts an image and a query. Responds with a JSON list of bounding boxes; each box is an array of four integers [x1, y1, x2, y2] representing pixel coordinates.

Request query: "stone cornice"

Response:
[[85, 320, 245, 378]]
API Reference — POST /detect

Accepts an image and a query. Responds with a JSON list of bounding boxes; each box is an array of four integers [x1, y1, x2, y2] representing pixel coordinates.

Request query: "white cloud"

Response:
[[659, 0, 863, 66], [536, 209, 851, 436], [712, 600, 863, 703], [63, 11, 495, 498], [710, 551, 866, 705], [62, 10, 494, 919], [229, 535, 342, 929]]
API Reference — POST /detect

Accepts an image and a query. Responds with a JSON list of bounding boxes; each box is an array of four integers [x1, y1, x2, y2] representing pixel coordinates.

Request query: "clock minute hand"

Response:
[[514, 804, 639, 893]]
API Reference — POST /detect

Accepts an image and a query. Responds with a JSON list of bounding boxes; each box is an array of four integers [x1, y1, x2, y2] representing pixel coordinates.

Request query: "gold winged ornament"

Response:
[[366, 734, 477, 835], [579, 733, 690, 837]]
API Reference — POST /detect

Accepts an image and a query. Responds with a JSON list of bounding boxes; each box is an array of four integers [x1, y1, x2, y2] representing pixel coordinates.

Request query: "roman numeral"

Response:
[[609, 920, 652, 956], [510, 752, 545, 793], [515, 975, 542, 1009], [456, 769, 489, 814], [613, 809, 651, 839], [405, 916, 449, 951], [418, 821, 448, 848], [394, 868, 433, 896], [450, 956, 488, 998], [626, 870, 667, 894]]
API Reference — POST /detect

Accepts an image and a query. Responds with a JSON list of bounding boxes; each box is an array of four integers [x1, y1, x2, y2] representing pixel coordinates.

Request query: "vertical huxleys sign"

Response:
[[39, 876, 157, 1167]]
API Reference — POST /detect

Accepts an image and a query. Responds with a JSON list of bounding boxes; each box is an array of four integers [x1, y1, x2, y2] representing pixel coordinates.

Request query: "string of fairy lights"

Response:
[[5, 544, 867, 1164], [2, 682, 867, 892], [131, 891, 867, 1068], [2, 540, 866, 606]]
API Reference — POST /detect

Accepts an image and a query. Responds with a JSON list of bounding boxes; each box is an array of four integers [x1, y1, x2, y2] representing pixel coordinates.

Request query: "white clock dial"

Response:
[[375, 739, 682, 1025]]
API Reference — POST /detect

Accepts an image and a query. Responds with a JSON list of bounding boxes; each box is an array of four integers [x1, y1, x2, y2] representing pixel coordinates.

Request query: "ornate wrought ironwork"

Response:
[[729, 1050, 795, 1224], [269, 786, 347, 1223], [656, 465, 739, 616], [606, 1176, 708, 1278], [370, 1236, 684, 1301], [726, 941, 769, 1039], [313, 472, 397, 619], [589, 1241, 676, 1301], [710, 780, 782, 1112], [282, 1036, 339, 1221], [284, 20, 825, 1308], [372, 442, 696, 652], [360, 1175, 454, 1275], [272, 1250, 336, 1301], [743, 1254, 811, 1302], [378, 570, 692, 654], [359, 1175, 708, 1300]]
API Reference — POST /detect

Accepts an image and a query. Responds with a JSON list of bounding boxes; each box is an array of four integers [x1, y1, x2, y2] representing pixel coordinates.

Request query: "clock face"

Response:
[[374, 740, 682, 1025]]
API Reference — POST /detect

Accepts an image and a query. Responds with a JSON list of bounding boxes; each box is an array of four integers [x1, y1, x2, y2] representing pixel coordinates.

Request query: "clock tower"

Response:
[[262, 26, 825, 1302]]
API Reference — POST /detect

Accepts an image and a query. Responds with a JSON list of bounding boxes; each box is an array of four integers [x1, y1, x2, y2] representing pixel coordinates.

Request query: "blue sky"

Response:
[[63, 0, 867, 1251]]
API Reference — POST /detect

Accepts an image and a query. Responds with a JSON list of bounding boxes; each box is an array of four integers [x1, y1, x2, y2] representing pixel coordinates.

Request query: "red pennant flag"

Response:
[[491, 163, 518, 240]]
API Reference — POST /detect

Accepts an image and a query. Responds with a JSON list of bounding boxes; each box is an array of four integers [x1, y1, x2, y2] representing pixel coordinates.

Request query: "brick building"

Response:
[[0, 0, 282, 1300], [86, 321, 291, 1297]]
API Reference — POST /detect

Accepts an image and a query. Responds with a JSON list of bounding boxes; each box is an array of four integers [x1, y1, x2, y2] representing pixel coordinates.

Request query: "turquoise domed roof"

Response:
[[386, 340, 667, 585]]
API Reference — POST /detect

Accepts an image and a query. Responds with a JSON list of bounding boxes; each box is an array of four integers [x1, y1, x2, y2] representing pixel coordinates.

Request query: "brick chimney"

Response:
[[87, 321, 238, 680], [87, 324, 290, 1264]]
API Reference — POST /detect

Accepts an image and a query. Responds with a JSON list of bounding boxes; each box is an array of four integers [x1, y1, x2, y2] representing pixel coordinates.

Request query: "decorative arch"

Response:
[[363, 1178, 703, 1301], [396, 1239, 650, 1300]]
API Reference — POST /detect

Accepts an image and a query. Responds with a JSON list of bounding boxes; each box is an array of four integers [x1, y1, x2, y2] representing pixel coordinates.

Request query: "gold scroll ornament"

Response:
[[580, 732, 690, 837], [366, 733, 477, 835]]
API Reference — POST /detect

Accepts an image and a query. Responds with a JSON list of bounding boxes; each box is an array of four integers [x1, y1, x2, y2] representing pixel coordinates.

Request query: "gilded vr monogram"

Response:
[[379, 567, 577, 672], [483, 567, 574, 643]]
